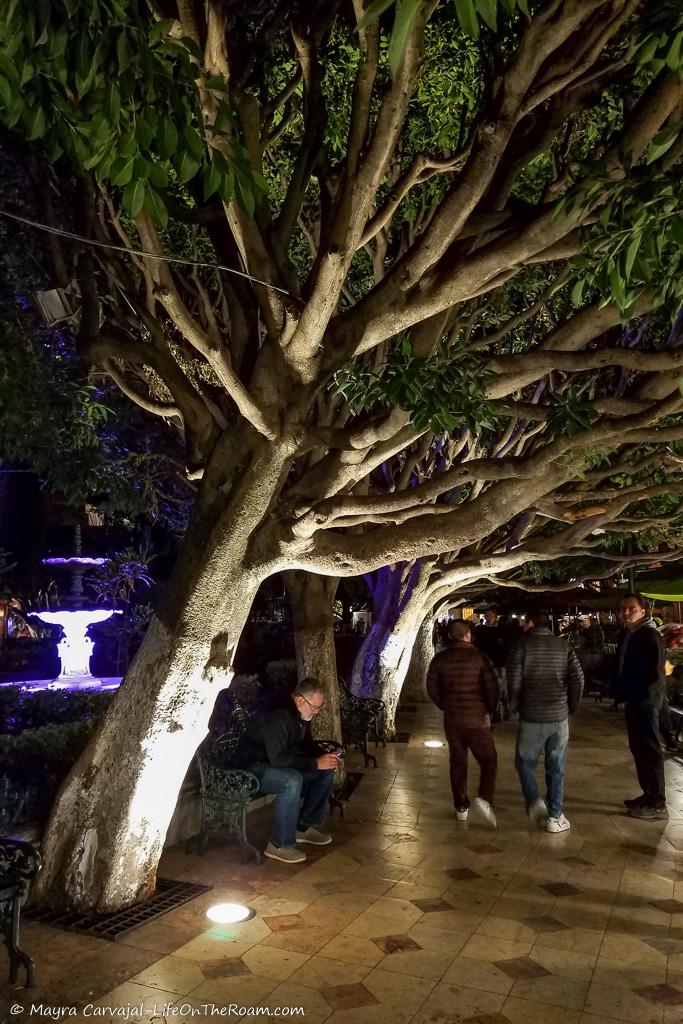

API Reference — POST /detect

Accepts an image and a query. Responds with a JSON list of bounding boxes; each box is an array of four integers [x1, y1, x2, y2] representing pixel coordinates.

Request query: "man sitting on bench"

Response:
[[242, 677, 341, 863]]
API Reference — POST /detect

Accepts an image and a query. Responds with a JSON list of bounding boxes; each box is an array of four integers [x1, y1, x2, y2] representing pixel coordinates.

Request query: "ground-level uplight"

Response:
[[423, 740, 444, 748], [206, 903, 255, 924]]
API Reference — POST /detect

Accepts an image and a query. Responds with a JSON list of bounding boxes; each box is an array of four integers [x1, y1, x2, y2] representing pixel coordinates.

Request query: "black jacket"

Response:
[[614, 619, 666, 706], [507, 627, 584, 723], [239, 703, 318, 772]]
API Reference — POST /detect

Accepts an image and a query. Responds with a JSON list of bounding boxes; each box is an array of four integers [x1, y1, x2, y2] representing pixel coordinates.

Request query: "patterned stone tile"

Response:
[[201, 957, 252, 978], [523, 916, 570, 934], [494, 957, 551, 981], [314, 880, 355, 895], [372, 934, 423, 955], [635, 982, 683, 1006], [541, 882, 582, 898], [447, 868, 482, 882], [387, 833, 420, 843], [462, 1016, 511, 1024], [644, 936, 683, 954], [467, 845, 503, 855], [649, 898, 683, 913], [560, 856, 593, 868], [411, 897, 455, 914], [320, 982, 379, 1010], [262, 914, 307, 931]]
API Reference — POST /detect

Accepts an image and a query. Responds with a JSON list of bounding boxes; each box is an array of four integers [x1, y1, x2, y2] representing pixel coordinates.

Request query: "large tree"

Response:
[[1, 0, 682, 911]]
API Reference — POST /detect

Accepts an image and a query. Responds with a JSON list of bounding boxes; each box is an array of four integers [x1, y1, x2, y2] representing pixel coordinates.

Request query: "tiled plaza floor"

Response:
[[6, 700, 683, 1024]]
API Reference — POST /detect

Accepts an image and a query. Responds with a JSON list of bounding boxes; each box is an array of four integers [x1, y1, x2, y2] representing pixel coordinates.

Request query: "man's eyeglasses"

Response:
[[297, 694, 324, 713]]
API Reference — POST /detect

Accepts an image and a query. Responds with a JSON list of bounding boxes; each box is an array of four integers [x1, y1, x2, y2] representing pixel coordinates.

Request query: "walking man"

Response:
[[508, 611, 584, 833], [616, 593, 668, 820], [242, 677, 341, 863], [426, 619, 500, 826]]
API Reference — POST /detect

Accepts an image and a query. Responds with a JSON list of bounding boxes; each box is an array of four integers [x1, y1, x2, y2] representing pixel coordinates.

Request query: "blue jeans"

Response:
[[515, 719, 569, 819], [250, 764, 336, 847]]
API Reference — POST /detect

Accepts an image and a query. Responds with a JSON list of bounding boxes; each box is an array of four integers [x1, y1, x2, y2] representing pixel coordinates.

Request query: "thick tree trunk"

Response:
[[283, 571, 342, 745], [284, 571, 344, 785], [33, 433, 293, 912], [402, 614, 434, 704], [350, 564, 430, 736]]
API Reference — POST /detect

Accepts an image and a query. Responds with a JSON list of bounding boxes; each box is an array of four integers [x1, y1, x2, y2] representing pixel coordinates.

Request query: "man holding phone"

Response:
[[242, 677, 341, 863]]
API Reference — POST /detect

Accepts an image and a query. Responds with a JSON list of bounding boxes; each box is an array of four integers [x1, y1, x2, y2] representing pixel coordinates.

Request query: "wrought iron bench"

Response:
[[0, 836, 42, 987], [193, 700, 343, 861], [339, 678, 386, 769]]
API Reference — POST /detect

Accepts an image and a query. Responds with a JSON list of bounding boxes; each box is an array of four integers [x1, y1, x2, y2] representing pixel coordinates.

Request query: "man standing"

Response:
[[474, 607, 509, 718], [508, 611, 584, 833], [616, 593, 668, 820], [426, 619, 499, 826], [242, 677, 341, 863]]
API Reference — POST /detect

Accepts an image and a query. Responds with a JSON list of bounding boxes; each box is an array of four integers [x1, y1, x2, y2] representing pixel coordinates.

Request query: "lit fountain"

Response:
[[36, 530, 119, 689]]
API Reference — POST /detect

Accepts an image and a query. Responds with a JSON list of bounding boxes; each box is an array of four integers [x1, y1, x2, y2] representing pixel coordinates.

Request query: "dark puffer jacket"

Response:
[[426, 640, 499, 729], [614, 618, 666, 706], [507, 627, 584, 723]]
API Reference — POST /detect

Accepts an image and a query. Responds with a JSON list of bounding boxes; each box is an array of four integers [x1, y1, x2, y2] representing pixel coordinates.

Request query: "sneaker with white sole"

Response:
[[296, 827, 332, 845], [527, 798, 548, 829], [545, 814, 571, 833], [455, 807, 469, 822], [472, 797, 497, 829], [264, 841, 306, 863]]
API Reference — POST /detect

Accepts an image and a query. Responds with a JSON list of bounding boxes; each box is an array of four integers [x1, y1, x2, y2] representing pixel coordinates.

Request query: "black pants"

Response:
[[625, 701, 665, 806], [445, 725, 497, 809]]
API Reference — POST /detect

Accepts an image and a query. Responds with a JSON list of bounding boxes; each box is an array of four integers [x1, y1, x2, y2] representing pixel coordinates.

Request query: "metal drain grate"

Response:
[[25, 877, 212, 941]]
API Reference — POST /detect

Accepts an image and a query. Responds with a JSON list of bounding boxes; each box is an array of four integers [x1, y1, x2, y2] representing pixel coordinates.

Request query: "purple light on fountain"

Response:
[[42, 557, 107, 566], [37, 609, 117, 683]]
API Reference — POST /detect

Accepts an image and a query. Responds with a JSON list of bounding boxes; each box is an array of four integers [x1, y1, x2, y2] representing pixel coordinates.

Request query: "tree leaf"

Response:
[[183, 125, 204, 162], [122, 179, 145, 218], [645, 124, 681, 164], [25, 104, 46, 140], [357, 0, 396, 30], [475, 0, 498, 32], [157, 119, 178, 160], [625, 233, 641, 280], [516, 0, 530, 17], [204, 75, 228, 91], [0, 75, 11, 109], [455, 0, 480, 38], [203, 160, 222, 199], [176, 150, 200, 183], [388, 0, 422, 78], [234, 173, 255, 218], [666, 30, 683, 71], [144, 184, 168, 229]]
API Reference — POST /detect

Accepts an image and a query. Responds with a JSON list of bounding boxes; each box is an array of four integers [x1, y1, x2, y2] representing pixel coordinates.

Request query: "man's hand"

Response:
[[316, 753, 341, 770]]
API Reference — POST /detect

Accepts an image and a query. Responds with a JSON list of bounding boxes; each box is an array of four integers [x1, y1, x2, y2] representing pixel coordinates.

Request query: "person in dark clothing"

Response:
[[615, 593, 668, 820], [241, 677, 341, 863], [474, 608, 509, 719], [426, 619, 500, 827], [507, 611, 584, 834]]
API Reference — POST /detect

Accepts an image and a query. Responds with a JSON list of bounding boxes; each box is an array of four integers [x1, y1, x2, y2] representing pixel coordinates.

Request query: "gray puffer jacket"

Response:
[[507, 627, 584, 723]]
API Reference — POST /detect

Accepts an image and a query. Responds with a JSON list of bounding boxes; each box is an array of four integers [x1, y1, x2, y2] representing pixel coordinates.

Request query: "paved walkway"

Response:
[[5, 701, 683, 1024]]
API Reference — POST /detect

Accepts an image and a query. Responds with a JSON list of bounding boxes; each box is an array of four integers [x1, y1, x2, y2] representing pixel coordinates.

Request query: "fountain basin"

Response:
[[36, 608, 119, 686]]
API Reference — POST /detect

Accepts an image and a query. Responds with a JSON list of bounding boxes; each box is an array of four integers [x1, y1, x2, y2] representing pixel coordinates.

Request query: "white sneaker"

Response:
[[546, 814, 571, 834], [528, 798, 548, 829], [455, 807, 469, 821], [472, 797, 497, 829]]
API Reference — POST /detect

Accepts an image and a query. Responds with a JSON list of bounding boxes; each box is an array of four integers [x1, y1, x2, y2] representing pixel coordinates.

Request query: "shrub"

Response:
[[0, 718, 101, 829]]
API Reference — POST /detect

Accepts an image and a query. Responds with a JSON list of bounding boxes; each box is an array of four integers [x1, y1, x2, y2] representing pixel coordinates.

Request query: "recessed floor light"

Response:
[[206, 903, 255, 924], [423, 740, 444, 748]]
